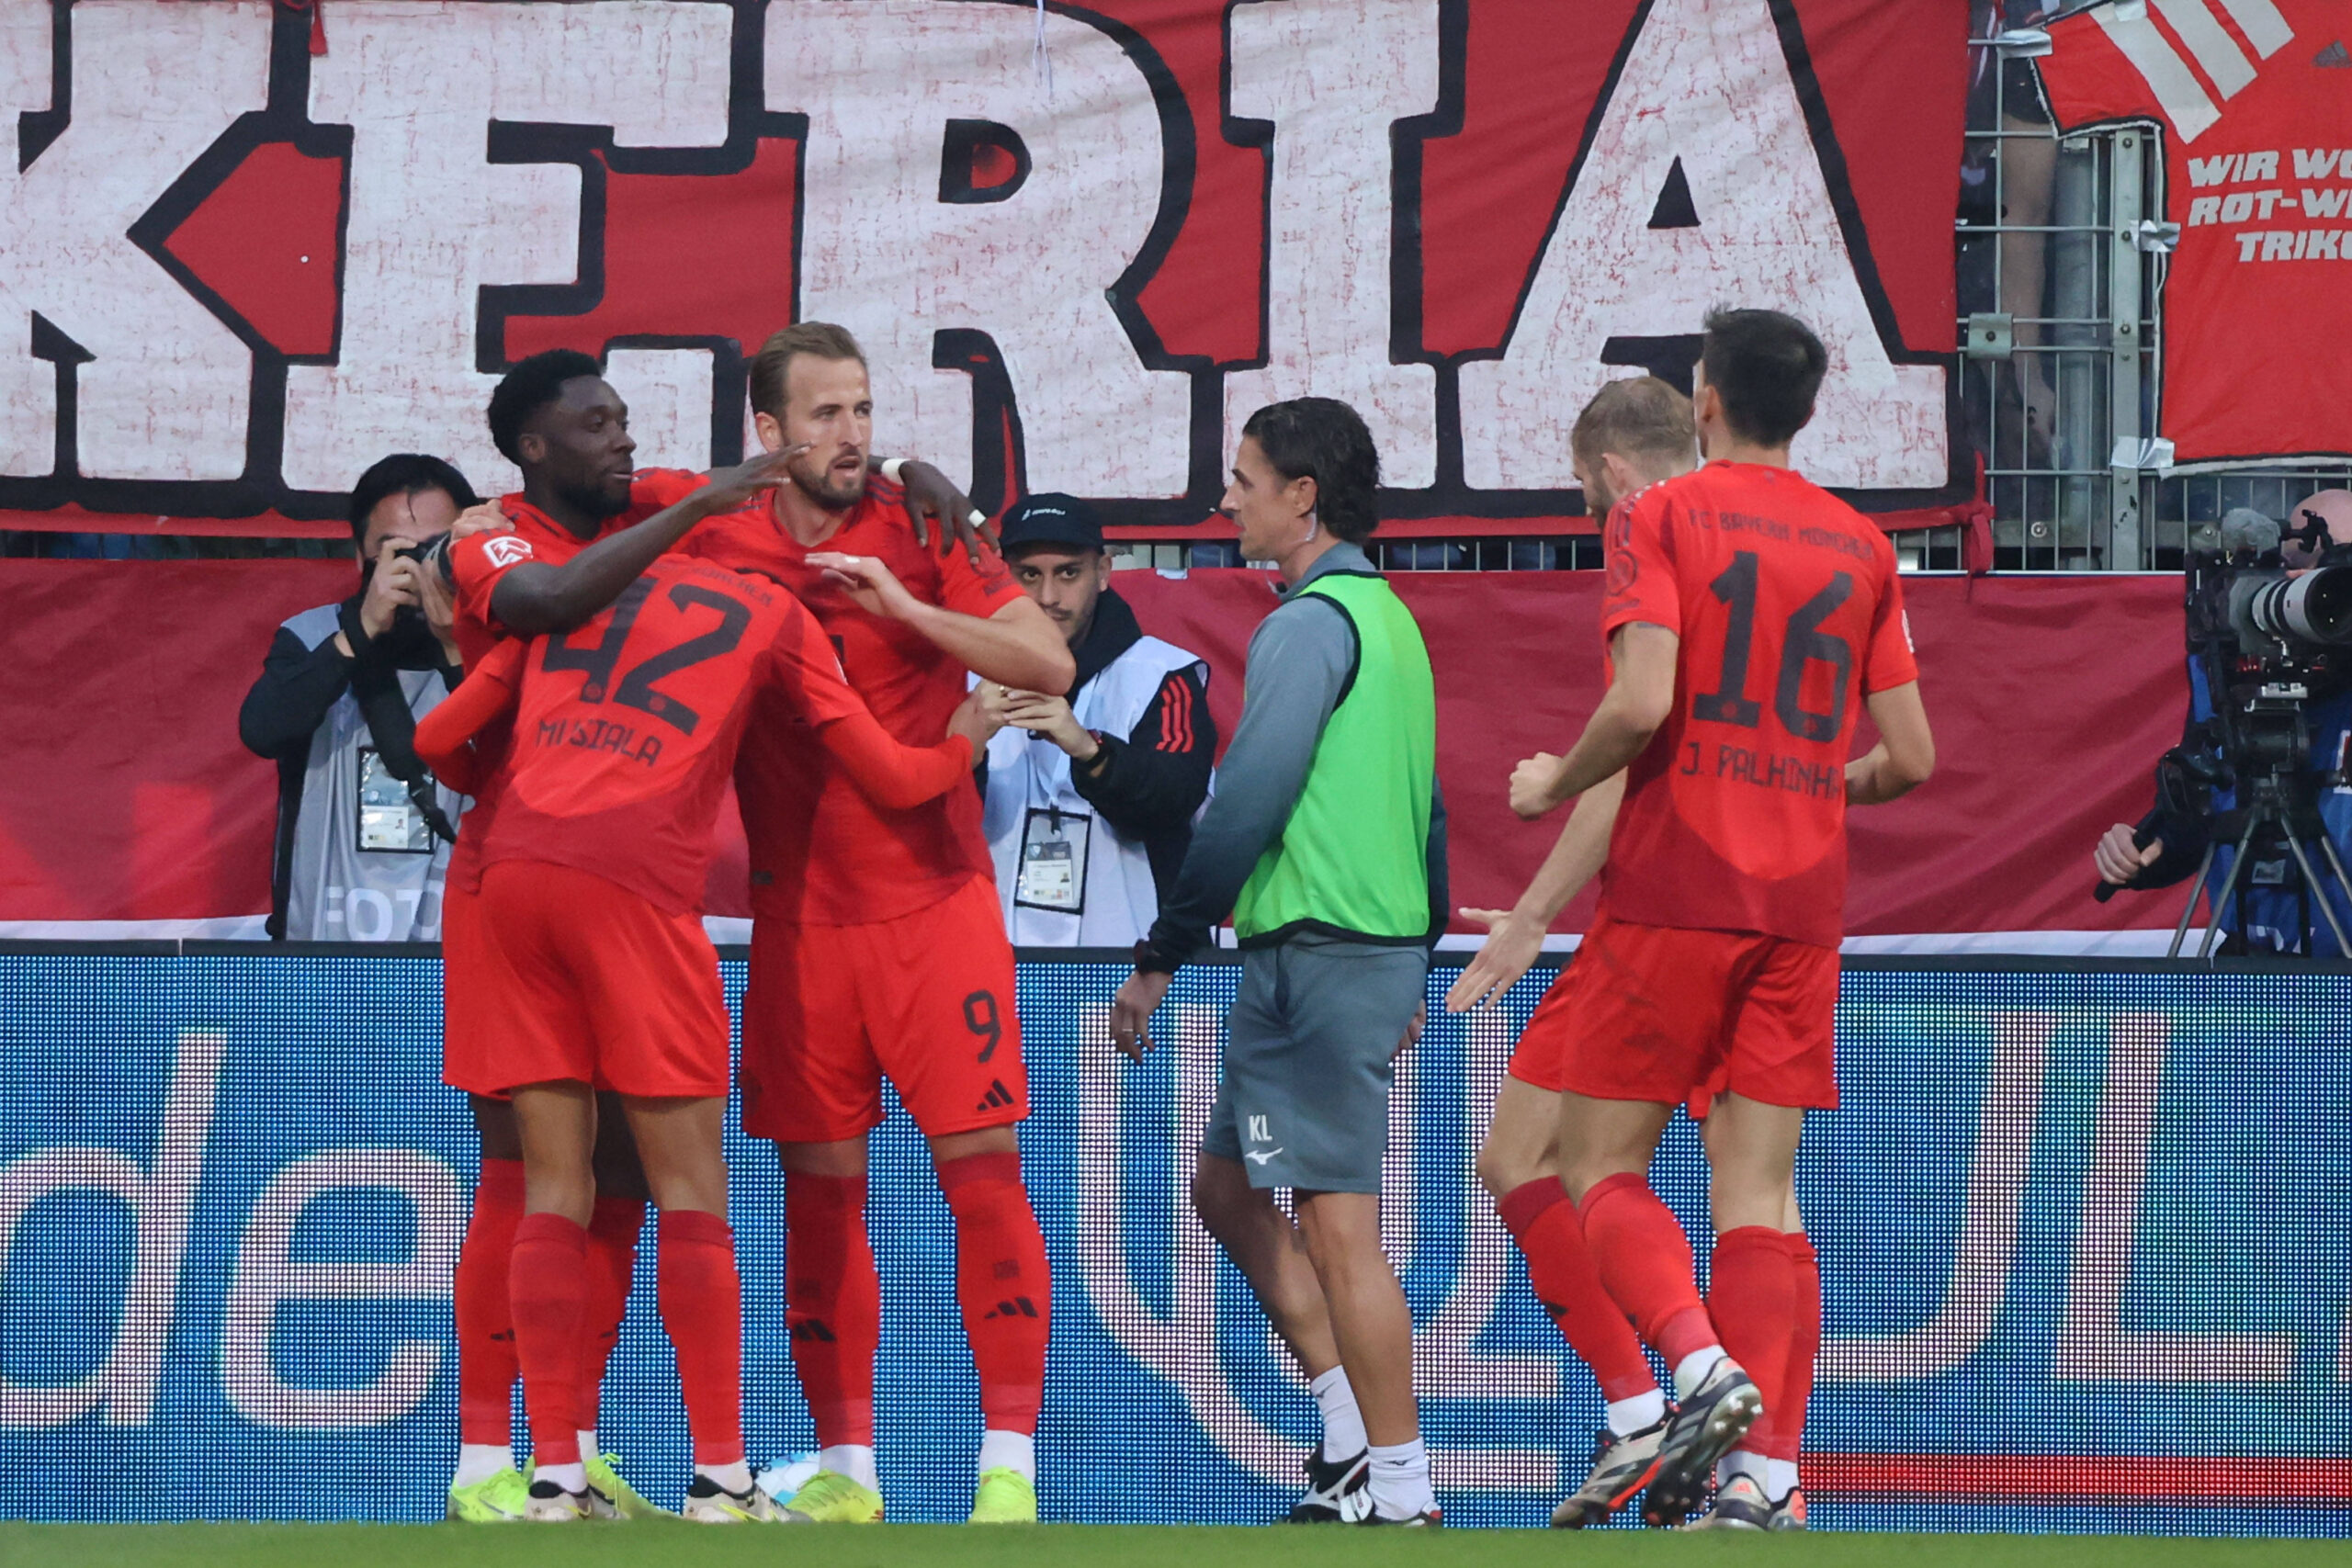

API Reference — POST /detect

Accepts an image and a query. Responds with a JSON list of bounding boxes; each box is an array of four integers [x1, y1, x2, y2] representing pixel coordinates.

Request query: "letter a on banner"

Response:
[[1459, 0, 1945, 491]]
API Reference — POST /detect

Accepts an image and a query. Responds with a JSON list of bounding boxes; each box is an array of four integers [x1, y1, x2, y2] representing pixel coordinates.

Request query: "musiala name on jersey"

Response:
[[537, 716, 664, 768]]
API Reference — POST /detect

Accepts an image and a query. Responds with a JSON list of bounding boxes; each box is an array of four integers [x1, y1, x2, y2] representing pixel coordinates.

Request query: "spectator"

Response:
[[970, 494, 1216, 946], [238, 454, 476, 940]]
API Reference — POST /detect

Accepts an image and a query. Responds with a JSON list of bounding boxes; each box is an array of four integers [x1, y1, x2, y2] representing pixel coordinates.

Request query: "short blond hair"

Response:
[[749, 321, 865, 421], [1570, 376, 1696, 477]]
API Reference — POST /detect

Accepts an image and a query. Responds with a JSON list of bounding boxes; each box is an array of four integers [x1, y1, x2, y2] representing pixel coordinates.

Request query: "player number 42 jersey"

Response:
[[1598, 461, 1919, 947]]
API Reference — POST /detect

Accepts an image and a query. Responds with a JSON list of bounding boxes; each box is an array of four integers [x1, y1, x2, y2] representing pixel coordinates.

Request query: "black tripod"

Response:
[[2170, 737, 2352, 959]]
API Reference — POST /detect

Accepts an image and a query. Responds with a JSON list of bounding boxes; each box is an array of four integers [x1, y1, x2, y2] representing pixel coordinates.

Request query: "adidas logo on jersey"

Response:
[[2317, 39, 2350, 67], [976, 1079, 1015, 1112], [788, 1318, 839, 1344], [981, 1296, 1041, 1321]]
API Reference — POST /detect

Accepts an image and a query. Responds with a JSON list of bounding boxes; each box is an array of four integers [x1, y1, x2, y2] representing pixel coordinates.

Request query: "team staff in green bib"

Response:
[[1112, 397, 1449, 1527]]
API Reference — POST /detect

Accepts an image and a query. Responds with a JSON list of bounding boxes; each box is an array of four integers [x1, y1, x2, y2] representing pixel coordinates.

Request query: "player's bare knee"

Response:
[[1475, 1134, 1547, 1202], [1189, 1154, 1265, 1239]]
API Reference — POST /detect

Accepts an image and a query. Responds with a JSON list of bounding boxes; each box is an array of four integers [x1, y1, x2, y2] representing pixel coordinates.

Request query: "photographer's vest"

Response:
[[981, 636, 1206, 946], [277, 604, 469, 942], [1233, 572, 1435, 946]]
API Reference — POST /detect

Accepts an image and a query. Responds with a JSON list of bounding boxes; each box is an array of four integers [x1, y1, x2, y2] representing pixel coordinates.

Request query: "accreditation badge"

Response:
[[356, 747, 433, 853], [1015, 806, 1091, 914]]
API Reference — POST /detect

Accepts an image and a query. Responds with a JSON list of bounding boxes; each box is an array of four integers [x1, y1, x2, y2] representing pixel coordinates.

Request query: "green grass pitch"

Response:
[[7, 1524, 2346, 1568]]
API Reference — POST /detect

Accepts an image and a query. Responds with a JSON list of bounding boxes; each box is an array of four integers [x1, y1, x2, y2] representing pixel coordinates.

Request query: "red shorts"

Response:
[[741, 875, 1025, 1143], [1520, 914, 1840, 1111], [439, 875, 497, 1094], [451, 860, 729, 1100]]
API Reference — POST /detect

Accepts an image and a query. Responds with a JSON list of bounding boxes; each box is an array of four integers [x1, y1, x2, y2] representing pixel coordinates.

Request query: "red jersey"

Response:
[[474, 555, 865, 914], [1597, 461, 1918, 947], [2039, 0, 2352, 466], [444, 468, 707, 889], [684, 480, 1023, 924]]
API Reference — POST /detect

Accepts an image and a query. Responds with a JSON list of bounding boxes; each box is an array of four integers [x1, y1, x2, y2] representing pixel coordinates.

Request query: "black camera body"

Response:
[[362, 530, 455, 639]]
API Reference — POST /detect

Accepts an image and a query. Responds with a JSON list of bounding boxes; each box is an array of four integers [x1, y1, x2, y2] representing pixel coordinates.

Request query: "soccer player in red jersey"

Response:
[[438, 348, 764, 1522], [1444, 378, 1694, 1529], [681, 322, 1074, 1525], [1506, 310, 1935, 1529], [418, 541, 979, 1523]]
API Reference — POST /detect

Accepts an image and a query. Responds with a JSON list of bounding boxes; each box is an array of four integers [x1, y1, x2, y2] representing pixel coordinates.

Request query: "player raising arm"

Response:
[[1443, 378, 1691, 1530], [415, 552, 977, 1525], [1507, 310, 1931, 1531]]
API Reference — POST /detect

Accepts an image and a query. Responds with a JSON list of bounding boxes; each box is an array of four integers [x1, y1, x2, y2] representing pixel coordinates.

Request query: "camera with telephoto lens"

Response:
[[2180, 506, 2348, 858], [2187, 507, 2352, 678]]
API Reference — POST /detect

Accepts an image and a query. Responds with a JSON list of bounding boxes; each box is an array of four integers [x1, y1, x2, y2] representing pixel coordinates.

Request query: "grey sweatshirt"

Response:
[[1143, 541, 1448, 965]]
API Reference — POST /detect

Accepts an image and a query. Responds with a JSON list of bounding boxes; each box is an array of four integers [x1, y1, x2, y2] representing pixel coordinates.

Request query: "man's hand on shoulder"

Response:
[[808, 550, 924, 623], [448, 500, 512, 544], [888, 457, 998, 566]]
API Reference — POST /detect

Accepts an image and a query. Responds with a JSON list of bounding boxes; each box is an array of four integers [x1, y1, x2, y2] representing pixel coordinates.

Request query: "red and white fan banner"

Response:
[[0, 0, 1970, 533], [2039, 0, 2352, 469]]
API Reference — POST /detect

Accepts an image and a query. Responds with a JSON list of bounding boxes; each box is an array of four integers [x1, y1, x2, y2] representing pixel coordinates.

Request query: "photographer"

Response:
[[2096, 490, 2352, 953], [239, 454, 476, 941]]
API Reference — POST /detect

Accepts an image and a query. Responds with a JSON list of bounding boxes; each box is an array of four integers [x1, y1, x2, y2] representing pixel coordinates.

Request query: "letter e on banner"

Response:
[[221, 1148, 460, 1430]]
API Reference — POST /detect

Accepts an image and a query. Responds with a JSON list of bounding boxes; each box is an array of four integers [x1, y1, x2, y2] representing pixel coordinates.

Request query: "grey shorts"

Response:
[[1199, 934, 1430, 1194]]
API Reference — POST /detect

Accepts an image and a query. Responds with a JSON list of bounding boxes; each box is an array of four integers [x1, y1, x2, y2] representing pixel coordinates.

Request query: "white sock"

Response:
[[575, 1428, 598, 1462], [452, 1443, 513, 1487], [1365, 1437, 1434, 1520], [1766, 1458, 1801, 1503], [1716, 1449, 1770, 1490], [537, 1461, 586, 1494], [1309, 1366, 1367, 1461], [978, 1429, 1036, 1482], [820, 1443, 879, 1491], [1605, 1390, 1667, 1438], [1671, 1346, 1726, 1400], [697, 1460, 752, 1494]]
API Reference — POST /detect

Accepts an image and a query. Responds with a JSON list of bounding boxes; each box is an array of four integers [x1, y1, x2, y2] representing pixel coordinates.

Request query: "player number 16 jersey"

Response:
[[1598, 460, 1919, 947]]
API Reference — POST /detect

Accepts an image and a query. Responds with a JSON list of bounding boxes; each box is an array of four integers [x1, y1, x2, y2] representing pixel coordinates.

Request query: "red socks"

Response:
[[1707, 1226, 1796, 1450], [456, 1158, 525, 1448], [659, 1209, 746, 1467], [1768, 1232, 1821, 1463], [784, 1171, 881, 1448], [1577, 1173, 1717, 1369], [510, 1213, 587, 1467], [578, 1197, 644, 1437], [1498, 1179, 1657, 1402], [937, 1152, 1050, 1434]]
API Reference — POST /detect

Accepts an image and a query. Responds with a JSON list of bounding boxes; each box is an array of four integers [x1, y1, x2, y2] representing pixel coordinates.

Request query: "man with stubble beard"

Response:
[[681, 321, 1073, 1526]]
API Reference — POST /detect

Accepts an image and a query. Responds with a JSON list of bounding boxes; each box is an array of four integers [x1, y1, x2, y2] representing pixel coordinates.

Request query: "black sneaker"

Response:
[[1549, 1412, 1671, 1528], [1284, 1447, 1370, 1523], [1768, 1485, 1808, 1531], [1690, 1473, 1772, 1530], [1640, 1358, 1761, 1528]]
